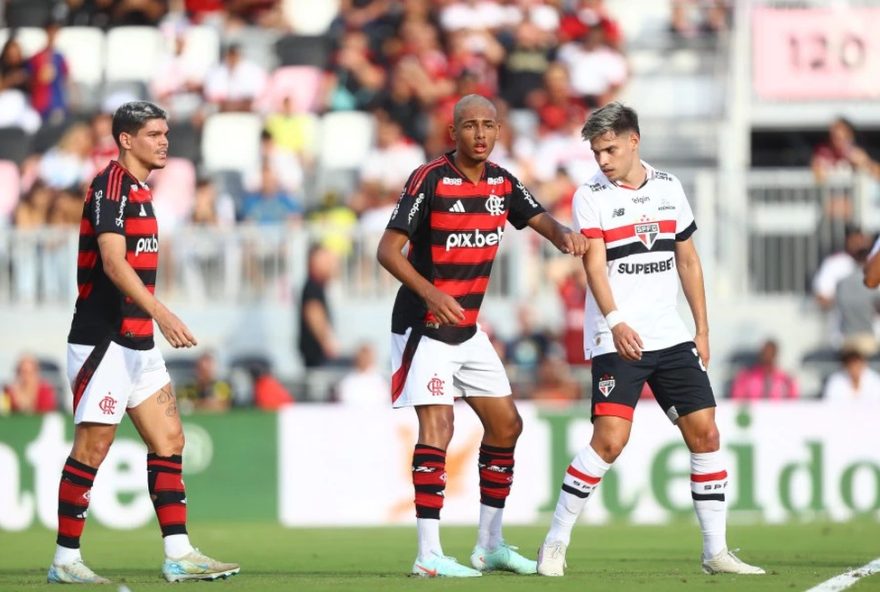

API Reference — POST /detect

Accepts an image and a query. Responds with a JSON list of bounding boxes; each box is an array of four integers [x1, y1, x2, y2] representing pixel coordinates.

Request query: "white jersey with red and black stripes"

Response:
[[573, 162, 697, 358]]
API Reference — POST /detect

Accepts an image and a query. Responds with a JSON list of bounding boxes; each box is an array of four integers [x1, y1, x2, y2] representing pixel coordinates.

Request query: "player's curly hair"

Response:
[[112, 101, 167, 148], [581, 102, 640, 142]]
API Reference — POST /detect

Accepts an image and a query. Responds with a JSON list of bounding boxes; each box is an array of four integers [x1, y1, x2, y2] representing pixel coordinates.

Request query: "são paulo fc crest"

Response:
[[635, 221, 660, 249], [598, 374, 616, 398]]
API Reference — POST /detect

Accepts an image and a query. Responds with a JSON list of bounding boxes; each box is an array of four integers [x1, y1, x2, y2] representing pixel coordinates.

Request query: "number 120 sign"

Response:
[[753, 7, 880, 100]]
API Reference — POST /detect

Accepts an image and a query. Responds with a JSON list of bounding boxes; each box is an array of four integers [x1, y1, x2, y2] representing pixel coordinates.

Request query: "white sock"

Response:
[[53, 545, 81, 565], [691, 451, 728, 559], [164, 534, 194, 559], [476, 504, 504, 551], [545, 445, 611, 546], [417, 518, 443, 561]]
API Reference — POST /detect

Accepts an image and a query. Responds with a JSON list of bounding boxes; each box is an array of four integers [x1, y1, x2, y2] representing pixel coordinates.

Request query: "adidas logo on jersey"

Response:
[[449, 200, 465, 213], [445, 227, 503, 251]]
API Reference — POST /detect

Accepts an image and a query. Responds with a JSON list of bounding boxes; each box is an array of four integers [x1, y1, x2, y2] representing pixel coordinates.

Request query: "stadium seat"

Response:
[[229, 26, 280, 72], [167, 120, 201, 163], [318, 111, 374, 171], [275, 34, 331, 68], [150, 157, 197, 231], [176, 25, 221, 79], [0, 127, 31, 165], [0, 159, 21, 222], [55, 27, 105, 87], [281, 0, 340, 35], [201, 113, 262, 178], [165, 356, 198, 388], [105, 26, 166, 82], [4, 0, 54, 28], [256, 66, 323, 114], [0, 27, 48, 58]]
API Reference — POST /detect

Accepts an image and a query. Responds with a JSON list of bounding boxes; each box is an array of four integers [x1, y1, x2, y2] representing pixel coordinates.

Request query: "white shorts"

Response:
[[390, 327, 511, 408], [67, 341, 171, 424]]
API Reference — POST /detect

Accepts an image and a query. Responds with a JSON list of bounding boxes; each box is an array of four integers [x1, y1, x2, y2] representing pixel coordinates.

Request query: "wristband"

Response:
[[605, 310, 624, 329]]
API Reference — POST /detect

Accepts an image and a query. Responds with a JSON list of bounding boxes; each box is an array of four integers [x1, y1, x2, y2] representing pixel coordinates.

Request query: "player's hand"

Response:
[[424, 286, 466, 326], [157, 311, 198, 348], [555, 228, 589, 257], [612, 323, 643, 361], [694, 332, 710, 370]]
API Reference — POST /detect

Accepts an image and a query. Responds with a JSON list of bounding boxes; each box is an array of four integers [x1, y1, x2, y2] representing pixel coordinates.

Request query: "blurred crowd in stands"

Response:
[[6, 1, 879, 411]]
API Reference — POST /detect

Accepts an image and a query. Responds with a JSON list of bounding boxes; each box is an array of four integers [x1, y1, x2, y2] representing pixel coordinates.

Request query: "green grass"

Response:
[[2, 522, 880, 591]]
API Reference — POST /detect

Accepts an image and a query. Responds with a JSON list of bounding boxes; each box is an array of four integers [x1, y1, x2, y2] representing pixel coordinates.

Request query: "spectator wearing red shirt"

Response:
[[3, 354, 57, 414], [730, 339, 799, 401]]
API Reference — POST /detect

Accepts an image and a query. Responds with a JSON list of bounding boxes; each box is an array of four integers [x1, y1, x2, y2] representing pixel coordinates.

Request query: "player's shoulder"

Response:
[[404, 155, 449, 194], [574, 170, 612, 202], [90, 161, 134, 198], [646, 163, 682, 188]]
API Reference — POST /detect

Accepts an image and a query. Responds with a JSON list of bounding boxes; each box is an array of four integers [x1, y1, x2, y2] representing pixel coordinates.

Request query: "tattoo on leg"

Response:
[[157, 385, 178, 417]]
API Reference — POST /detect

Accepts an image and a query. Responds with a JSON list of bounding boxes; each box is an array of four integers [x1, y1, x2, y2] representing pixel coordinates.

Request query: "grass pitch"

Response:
[[2, 521, 879, 591]]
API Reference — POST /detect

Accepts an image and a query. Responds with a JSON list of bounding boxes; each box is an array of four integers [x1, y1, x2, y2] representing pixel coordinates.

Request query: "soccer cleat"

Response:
[[47, 559, 111, 584], [702, 548, 765, 575], [411, 552, 482, 578], [471, 542, 537, 574], [162, 548, 240, 582], [536, 540, 568, 577]]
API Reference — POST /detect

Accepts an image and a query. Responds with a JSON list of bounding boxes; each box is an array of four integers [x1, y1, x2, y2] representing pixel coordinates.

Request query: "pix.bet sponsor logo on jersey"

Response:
[[135, 235, 159, 256], [445, 226, 504, 251]]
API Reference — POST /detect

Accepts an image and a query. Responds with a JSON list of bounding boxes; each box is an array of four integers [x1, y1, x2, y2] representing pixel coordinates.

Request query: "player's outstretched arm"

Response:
[[376, 229, 465, 326], [675, 238, 709, 368], [97, 233, 197, 348], [526, 212, 588, 256], [584, 237, 643, 361]]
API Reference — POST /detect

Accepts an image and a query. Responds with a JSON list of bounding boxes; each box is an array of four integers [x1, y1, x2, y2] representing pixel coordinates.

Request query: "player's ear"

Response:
[[119, 132, 132, 151], [630, 132, 640, 150], [448, 123, 456, 142]]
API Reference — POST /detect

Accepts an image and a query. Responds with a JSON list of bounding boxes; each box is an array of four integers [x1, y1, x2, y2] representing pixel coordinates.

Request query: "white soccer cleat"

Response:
[[47, 559, 111, 584], [536, 540, 567, 577], [702, 548, 765, 575], [162, 548, 240, 582]]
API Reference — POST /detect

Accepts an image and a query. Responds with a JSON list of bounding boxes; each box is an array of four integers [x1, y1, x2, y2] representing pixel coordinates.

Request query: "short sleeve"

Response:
[[674, 177, 697, 241], [88, 176, 128, 236], [507, 175, 545, 229], [386, 167, 432, 237], [572, 185, 602, 239]]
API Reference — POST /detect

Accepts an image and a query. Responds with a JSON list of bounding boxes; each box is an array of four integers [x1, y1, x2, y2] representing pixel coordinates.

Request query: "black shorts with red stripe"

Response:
[[590, 341, 715, 423]]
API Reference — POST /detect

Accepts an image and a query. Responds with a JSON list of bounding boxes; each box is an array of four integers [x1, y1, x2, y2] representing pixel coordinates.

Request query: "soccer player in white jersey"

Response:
[[536, 102, 765, 577]]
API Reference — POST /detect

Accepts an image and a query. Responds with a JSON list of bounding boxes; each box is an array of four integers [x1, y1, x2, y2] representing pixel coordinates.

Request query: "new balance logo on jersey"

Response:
[[635, 222, 660, 249], [135, 235, 159, 256], [612, 208, 625, 217], [445, 227, 503, 251], [449, 200, 465, 213], [617, 257, 673, 274]]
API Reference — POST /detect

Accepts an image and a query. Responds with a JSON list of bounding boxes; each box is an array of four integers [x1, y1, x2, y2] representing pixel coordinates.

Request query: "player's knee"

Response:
[[154, 427, 185, 456], [689, 426, 720, 453], [73, 438, 113, 468], [592, 440, 625, 463], [501, 412, 523, 441], [420, 414, 454, 447]]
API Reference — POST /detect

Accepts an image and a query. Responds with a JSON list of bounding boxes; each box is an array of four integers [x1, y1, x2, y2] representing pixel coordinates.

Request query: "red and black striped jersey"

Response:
[[386, 151, 545, 344], [68, 161, 159, 350]]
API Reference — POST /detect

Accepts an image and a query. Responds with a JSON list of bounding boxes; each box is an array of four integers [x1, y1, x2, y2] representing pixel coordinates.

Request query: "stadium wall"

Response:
[[2, 401, 878, 532]]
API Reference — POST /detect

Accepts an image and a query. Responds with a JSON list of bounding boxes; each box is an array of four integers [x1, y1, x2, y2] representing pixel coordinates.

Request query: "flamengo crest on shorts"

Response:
[[572, 161, 698, 358]]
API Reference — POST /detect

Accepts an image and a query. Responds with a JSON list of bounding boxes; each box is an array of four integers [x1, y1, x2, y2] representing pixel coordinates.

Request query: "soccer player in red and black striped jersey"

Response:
[[377, 94, 588, 578], [48, 102, 239, 584]]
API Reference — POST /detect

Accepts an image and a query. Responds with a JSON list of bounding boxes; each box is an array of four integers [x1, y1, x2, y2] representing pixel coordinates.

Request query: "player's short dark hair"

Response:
[[581, 102, 640, 142], [112, 101, 167, 148]]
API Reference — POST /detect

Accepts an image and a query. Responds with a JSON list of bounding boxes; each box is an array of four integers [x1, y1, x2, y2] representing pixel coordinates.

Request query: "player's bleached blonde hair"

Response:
[[453, 94, 497, 127], [581, 102, 640, 142]]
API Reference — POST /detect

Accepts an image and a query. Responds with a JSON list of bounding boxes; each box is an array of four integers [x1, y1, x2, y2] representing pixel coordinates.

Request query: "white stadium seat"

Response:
[[282, 0, 340, 35], [318, 111, 375, 171], [0, 27, 47, 58], [56, 27, 105, 86], [177, 25, 220, 80], [105, 26, 166, 82], [201, 112, 263, 178]]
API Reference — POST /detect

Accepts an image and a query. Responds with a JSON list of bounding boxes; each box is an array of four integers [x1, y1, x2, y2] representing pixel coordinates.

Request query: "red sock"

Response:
[[147, 453, 188, 536], [412, 444, 446, 519], [56, 457, 97, 549]]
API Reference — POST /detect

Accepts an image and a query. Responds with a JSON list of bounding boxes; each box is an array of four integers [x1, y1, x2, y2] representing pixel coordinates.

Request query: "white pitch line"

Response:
[[805, 558, 880, 592]]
